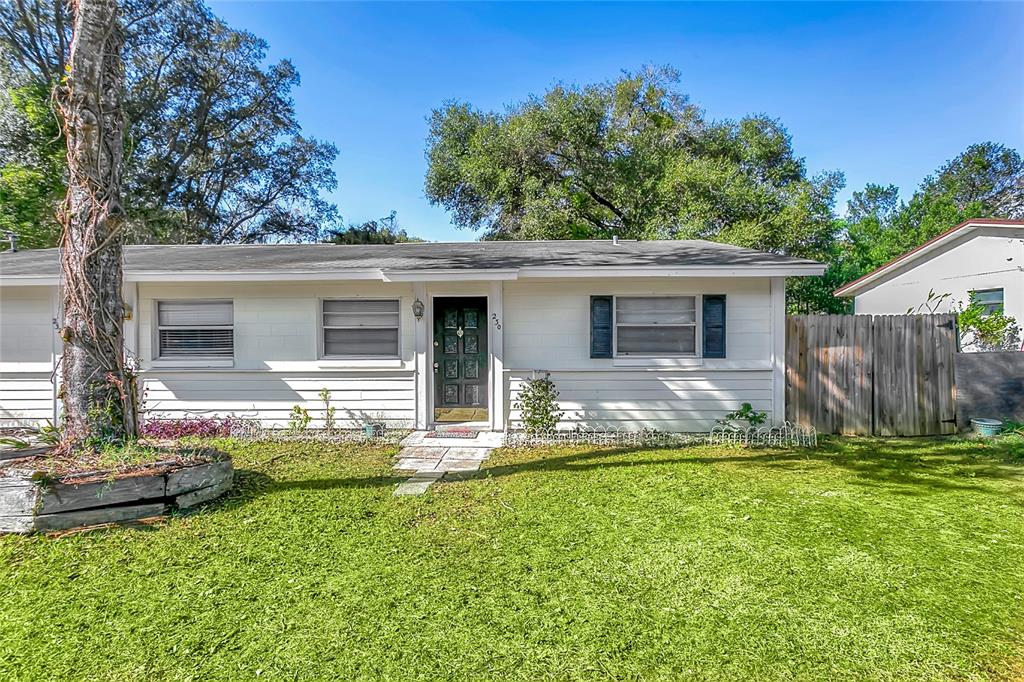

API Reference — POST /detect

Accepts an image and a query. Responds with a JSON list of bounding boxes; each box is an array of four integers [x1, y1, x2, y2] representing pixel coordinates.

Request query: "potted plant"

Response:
[[362, 413, 386, 438]]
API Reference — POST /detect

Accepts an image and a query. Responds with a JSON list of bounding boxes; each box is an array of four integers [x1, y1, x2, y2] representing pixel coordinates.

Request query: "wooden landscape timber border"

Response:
[[786, 314, 958, 436], [0, 458, 233, 534]]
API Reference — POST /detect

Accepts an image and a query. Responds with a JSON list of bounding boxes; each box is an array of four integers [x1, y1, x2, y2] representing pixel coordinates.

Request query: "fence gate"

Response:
[[785, 314, 957, 436]]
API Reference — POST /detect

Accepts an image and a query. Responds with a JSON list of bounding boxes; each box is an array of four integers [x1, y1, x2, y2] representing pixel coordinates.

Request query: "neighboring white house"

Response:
[[0, 240, 824, 431], [835, 219, 1024, 346]]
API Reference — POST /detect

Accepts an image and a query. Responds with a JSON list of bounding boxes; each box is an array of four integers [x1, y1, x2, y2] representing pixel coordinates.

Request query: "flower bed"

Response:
[[0, 448, 233, 534]]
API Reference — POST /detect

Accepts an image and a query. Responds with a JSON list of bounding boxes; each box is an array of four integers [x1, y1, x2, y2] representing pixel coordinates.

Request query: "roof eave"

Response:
[[834, 219, 1024, 297], [1, 263, 826, 285]]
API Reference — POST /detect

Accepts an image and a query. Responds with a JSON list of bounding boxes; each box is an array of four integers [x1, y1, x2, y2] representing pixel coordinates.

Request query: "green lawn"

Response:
[[2, 436, 1024, 680]]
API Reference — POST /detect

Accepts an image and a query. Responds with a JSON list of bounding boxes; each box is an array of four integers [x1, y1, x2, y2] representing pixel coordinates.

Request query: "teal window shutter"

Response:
[[702, 295, 726, 358], [590, 296, 613, 358]]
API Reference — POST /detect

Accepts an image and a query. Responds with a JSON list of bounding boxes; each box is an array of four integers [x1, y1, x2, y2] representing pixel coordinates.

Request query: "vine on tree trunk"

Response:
[[56, 0, 137, 450]]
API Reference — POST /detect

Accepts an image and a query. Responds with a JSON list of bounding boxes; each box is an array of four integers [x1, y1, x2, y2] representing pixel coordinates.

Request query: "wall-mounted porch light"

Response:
[[412, 298, 424, 320]]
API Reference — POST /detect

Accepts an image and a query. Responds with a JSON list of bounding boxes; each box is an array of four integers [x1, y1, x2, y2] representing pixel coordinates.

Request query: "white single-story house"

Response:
[[0, 239, 824, 432], [835, 219, 1024, 341]]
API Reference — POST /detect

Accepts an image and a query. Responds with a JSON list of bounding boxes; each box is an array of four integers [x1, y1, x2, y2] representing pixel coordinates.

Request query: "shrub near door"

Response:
[[513, 373, 564, 433]]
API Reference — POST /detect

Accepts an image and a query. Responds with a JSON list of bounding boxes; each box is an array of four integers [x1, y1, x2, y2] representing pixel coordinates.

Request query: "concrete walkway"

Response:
[[392, 431, 500, 496]]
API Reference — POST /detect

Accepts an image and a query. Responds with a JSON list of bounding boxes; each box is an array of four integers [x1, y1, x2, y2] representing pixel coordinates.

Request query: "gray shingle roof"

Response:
[[0, 240, 822, 278]]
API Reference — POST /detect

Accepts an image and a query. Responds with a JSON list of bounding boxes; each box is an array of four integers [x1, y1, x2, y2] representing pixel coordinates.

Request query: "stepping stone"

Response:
[[393, 471, 444, 496], [437, 459, 482, 472], [400, 446, 448, 459], [394, 458, 440, 472], [447, 447, 491, 460], [391, 441, 493, 496]]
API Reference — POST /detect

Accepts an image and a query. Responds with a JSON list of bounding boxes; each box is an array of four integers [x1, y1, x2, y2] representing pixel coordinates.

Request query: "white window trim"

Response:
[[612, 294, 702, 359], [319, 297, 402, 360], [153, 299, 234, 363]]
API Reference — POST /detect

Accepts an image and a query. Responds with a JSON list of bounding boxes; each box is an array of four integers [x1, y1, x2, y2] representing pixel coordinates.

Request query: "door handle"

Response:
[[433, 362, 439, 372]]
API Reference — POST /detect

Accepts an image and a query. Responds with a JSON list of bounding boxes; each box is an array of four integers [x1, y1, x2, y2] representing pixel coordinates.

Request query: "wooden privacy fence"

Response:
[[786, 314, 957, 436]]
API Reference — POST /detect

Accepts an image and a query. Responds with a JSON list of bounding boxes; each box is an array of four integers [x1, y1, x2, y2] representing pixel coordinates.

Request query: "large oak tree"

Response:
[[425, 67, 842, 260], [0, 0, 338, 247], [58, 0, 135, 447]]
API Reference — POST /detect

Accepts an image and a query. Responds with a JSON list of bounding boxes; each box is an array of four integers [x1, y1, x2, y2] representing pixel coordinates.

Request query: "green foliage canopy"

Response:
[[0, 0, 339, 248], [0, 83, 63, 249], [802, 142, 1024, 314], [327, 211, 423, 245], [425, 67, 842, 259]]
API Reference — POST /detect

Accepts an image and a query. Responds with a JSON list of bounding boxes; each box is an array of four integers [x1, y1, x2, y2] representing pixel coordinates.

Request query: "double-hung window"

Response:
[[970, 288, 1004, 316], [156, 300, 234, 359], [615, 296, 697, 356], [321, 299, 400, 358]]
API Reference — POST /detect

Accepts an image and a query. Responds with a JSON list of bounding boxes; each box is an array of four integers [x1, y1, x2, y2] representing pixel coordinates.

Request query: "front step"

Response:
[[400, 430, 504, 449], [392, 432, 497, 496]]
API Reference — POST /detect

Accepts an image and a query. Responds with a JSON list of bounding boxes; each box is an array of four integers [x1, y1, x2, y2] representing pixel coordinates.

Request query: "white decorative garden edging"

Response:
[[504, 425, 705, 448], [226, 423, 411, 445], [707, 422, 818, 447], [0, 458, 234, 534], [504, 422, 817, 448]]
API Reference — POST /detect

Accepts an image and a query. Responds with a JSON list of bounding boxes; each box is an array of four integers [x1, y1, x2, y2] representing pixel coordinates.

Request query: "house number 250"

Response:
[[491, 313, 501, 330]]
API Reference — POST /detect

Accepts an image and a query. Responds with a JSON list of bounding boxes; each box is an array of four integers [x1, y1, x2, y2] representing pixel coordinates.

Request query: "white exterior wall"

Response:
[[853, 229, 1024, 326], [136, 281, 418, 429], [503, 277, 784, 431], [0, 286, 58, 426], [0, 274, 789, 433]]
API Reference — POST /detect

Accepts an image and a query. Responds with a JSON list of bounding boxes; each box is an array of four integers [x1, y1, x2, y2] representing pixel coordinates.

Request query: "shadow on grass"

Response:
[[209, 436, 1024, 511], [442, 438, 1024, 497]]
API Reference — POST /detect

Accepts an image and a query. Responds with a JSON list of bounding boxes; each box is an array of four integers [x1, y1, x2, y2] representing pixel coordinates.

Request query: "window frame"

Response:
[[970, 288, 1004, 317], [612, 294, 702, 358], [319, 297, 402, 360], [154, 299, 235, 361]]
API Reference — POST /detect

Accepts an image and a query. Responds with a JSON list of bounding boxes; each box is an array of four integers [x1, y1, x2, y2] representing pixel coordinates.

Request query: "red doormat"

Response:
[[428, 430, 480, 439]]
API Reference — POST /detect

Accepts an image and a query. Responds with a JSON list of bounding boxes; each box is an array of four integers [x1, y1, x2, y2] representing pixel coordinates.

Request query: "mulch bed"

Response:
[[0, 445, 225, 484]]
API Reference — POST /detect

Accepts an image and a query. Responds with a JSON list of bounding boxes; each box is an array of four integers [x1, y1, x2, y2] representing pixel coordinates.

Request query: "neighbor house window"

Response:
[[157, 300, 234, 358], [322, 299, 400, 357], [615, 296, 697, 356], [970, 288, 1004, 316]]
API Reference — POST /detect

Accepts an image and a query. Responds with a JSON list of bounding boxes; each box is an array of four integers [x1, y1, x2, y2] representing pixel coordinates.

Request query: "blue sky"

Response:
[[210, 1, 1024, 242]]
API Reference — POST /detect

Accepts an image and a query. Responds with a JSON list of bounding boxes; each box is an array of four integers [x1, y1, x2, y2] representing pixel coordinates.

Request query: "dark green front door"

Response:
[[434, 297, 488, 421]]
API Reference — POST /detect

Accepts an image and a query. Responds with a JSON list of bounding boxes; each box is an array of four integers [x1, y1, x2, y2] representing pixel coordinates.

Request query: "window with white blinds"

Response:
[[615, 296, 697, 356], [156, 300, 234, 358], [322, 299, 400, 357]]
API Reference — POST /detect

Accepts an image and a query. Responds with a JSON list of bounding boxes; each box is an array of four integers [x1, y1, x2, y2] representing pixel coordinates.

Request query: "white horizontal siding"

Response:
[[0, 373, 55, 426], [502, 277, 773, 370], [507, 370, 774, 433], [1, 276, 786, 433], [0, 287, 56, 426], [140, 371, 416, 429], [136, 281, 416, 370]]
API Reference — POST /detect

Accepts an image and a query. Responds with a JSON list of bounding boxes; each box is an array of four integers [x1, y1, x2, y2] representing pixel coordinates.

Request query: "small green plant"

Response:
[[1003, 420, 1024, 438], [908, 289, 952, 314], [956, 302, 1021, 351], [37, 419, 61, 446], [718, 403, 768, 429], [319, 388, 337, 432], [288, 405, 311, 432], [0, 419, 61, 449], [910, 291, 1021, 351], [513, 373, 563, 433]]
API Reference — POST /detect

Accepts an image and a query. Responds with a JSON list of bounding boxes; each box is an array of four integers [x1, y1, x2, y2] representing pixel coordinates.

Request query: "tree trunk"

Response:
[[58, 0, 136, 448]]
